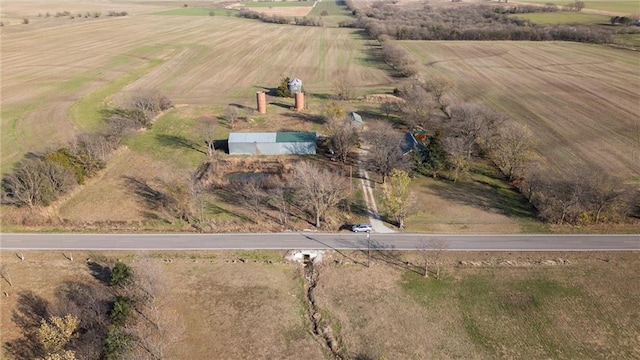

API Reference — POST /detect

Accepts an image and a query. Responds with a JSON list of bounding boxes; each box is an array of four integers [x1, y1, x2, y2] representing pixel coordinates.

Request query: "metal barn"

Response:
[[228, 132, 317, 155]]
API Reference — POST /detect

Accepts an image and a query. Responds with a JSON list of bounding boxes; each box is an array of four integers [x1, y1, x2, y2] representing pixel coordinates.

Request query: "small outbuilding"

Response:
[[347, 112, 364, 128], [228, 131, 317, 155]]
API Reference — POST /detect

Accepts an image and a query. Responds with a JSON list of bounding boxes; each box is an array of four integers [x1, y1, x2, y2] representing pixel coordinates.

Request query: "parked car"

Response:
[[351, 224, 372, 233]]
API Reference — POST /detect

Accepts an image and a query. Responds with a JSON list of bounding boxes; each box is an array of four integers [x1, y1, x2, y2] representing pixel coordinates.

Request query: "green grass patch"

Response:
[[458, 271, 590, 358], [400, 270, 452, 304], [615, 33, 640, 47], [309, 0, 352, 16], [243, 1, 314, 8], [511, 12, 611, 24], [125, 109, 207, 168], [516, 0, 640, 14], [69, 59, 163, 131]]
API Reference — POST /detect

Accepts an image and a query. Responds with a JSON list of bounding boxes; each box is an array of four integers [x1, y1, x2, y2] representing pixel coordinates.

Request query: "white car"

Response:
[[351, 224, 372, 233]]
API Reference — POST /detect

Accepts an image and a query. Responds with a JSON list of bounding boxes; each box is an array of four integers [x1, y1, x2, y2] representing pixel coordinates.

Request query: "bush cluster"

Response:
[[1, 92, 172, 208], [237, 9, 322, 27]]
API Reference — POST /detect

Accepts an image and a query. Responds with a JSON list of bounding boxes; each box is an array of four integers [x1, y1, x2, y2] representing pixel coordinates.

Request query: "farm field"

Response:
[[401, 41, 640, 181], [510, 12, 611, 24], [1, 11, 392, 174], [515, 0, 640, 14], [2, 250, 639, 359]]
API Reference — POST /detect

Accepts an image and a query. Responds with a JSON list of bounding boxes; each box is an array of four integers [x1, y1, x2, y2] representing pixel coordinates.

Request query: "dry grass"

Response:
[[0, 250, 325, 359], [3, 250, 638, 359], [401, 41, 640, 182]]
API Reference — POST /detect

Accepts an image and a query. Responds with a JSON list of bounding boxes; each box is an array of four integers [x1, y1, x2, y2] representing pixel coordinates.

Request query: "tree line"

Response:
[[388, 76, 635, 225], [1, 91, 172, 209]]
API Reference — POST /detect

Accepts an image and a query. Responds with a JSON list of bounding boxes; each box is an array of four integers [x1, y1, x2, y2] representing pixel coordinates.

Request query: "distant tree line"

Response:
[[340, 2, 614, 44], [237, 9, 322, 26], [1, 91, 171, 209]]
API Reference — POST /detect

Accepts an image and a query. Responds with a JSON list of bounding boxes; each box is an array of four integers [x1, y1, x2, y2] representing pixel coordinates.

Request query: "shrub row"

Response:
[[237, 8, 322, 26]]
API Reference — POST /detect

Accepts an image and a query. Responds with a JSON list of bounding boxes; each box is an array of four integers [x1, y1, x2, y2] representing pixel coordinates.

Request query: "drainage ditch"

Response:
[[303, 261, 345, 359]]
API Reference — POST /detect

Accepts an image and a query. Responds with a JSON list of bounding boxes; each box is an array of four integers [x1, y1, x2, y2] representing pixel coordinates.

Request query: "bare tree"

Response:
[[130, 91, 172, 122], [230, 180, 268, 220], [223, 106, 240, 129], [418, 238, 448, 279], [581, 171, 629, 223], [424, 76, 455, 116], [333, 77, 356, 101], [291, 161, 348, 228], [197, 117, 217, 158], [365, 122, 411, 183], [128, 263, 184, 360], [442, 137, 470, 182], [380, 101, 396, 118], [267, 180, 293, 226], [487, 121, 536, 181], [2, 157, 76, 207], [327, 116, 359, 164], [398, 80, 434, 129], [0, 264, 13, 286]]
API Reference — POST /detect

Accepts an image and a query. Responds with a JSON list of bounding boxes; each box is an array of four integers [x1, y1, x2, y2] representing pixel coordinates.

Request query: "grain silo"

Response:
[[256, 91, 266, 113], [288, 78, 303, 94]]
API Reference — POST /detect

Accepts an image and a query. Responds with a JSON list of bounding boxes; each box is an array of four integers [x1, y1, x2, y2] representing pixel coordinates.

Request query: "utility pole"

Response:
[[367, 231, 371, 268]]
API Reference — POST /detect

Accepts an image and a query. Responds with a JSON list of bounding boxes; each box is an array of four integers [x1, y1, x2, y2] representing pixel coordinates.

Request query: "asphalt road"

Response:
[[1, 233, 639, 251]]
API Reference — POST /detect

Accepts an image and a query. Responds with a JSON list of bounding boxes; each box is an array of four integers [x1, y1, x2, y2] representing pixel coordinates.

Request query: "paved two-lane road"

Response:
[[1, 233, 639, 251]]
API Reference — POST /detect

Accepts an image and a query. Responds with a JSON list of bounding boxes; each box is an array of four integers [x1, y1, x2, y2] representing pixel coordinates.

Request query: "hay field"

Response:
[[2, 250, 639, 359], [401, 41, 640, 181], [1, 9, 392, 174]]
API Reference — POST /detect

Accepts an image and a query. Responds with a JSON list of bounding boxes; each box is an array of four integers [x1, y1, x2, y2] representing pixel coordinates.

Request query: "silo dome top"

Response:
[[288, 78, 303, 93]]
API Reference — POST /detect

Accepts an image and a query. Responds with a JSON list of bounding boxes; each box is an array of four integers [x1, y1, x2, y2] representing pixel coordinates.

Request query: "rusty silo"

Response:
[[256, 91, 266, 114], [294, 92, 304, 111]]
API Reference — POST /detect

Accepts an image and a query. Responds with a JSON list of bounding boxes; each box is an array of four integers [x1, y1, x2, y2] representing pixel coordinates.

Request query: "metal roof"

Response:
[[275, 132, 316, 143], [228, 132, 277, 143], [349, 112, 364, 125], [229, 132, 316, 144]]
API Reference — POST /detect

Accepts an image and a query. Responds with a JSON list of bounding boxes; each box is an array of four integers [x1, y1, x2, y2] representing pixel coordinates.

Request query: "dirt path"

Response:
[[356, 148, 396, 234]]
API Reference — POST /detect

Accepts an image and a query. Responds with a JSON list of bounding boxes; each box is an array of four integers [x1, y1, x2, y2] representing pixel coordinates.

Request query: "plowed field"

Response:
[[401, 41, 640, 180]]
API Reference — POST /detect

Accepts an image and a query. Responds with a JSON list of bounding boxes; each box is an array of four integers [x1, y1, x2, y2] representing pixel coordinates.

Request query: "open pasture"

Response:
[[511, 12, 611, 24], [2, 250, 638, 359], [515, 0, 640, 14], [401, 41, 640, 181], [1, 11, 392, 174]]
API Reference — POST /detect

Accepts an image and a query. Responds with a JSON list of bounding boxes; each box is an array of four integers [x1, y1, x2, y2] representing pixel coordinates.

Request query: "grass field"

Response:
[[152, 7, 234, 16], [401, 41, 640, 181], [243, 1, 314, 8], [2, 250, 638, 359], [511, 12, 612, 24], [516, 0, 640, 14]]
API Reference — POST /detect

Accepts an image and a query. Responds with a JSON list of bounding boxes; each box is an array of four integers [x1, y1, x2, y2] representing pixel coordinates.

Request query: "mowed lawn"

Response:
[[1, 14, 391, 174], [401, 41, 640, 180]]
